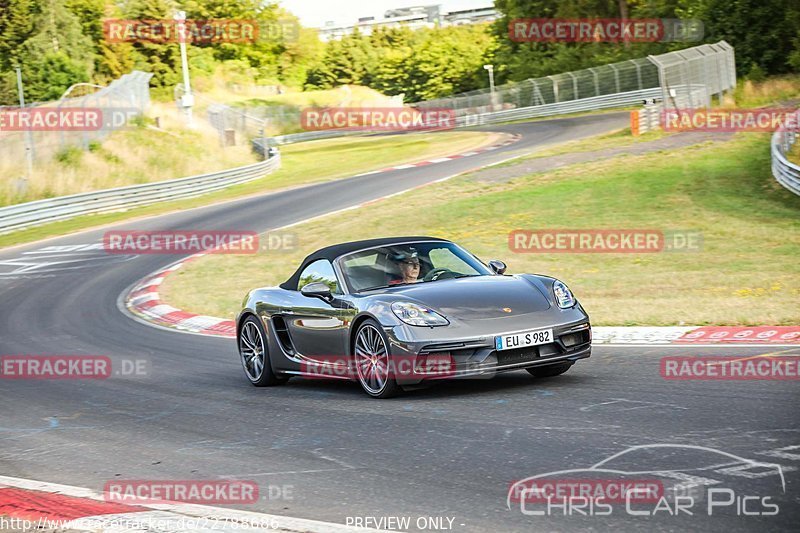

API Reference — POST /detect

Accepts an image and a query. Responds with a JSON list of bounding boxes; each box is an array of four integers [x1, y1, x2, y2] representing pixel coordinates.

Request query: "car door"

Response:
[[285, 259, 349, 361]]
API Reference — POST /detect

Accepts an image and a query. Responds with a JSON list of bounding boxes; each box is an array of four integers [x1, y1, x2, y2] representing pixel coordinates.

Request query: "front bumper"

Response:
[[385, 321, 592, 385]]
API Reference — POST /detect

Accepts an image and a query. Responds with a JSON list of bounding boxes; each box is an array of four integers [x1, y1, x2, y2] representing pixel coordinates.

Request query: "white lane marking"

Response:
[[392, 164, 416, 169], [592, 326, 695, 344], [459, 151, 479, 156], [24, 243, 106, 254], [178, 315, 229, 329], [757, 445, 800, 461], [428, 157, 452, 163], [147, 304, 181, 317], [0, 475, 387, 533], [715, 462, 797, 479], [130, 292, 160, 305], [579, 398, 688, 412]]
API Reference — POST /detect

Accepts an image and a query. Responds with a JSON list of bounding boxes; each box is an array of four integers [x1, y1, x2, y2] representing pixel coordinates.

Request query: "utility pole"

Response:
[[15, 66, 33, 193], [175, 11, 194, 127], [483, 64, 496, 111]]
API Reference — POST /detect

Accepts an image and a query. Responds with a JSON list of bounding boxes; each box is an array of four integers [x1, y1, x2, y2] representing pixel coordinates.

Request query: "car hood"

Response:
[[391, 275, 552, 319]]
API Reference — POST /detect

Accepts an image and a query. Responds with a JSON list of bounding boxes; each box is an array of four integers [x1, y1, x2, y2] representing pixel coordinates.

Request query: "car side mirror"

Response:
[[488, 260, 507, 275], [300, 282, 333, 301]]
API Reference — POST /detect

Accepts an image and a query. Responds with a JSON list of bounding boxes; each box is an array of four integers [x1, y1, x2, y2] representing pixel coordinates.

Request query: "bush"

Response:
[[55, 146, 83, 166]]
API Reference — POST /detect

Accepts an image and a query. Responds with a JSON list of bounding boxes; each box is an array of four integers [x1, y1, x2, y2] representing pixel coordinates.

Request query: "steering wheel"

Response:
[[423, 268, 453, 282]]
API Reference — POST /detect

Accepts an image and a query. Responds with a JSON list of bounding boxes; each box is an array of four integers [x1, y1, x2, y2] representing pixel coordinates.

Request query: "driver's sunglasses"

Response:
[[403, 260, 420, 267]]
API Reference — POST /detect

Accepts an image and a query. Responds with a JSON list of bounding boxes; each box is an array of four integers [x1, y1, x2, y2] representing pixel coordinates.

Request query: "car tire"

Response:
[[238, 315, 287, 387], [353, 319, 401, 399], [526, 362, 573, 378]]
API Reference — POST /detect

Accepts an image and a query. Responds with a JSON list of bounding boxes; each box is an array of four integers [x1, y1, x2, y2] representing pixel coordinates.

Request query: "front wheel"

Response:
[[238, 315, 286, 387], [526, 362, 573, 378], [353, 319, 401, 399]]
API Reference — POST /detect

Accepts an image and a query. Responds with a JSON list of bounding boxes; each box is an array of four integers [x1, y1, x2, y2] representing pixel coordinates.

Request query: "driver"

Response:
[[389, 249, 421, 285]]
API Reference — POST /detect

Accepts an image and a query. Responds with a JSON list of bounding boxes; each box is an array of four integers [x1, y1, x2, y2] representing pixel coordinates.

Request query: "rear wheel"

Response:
[[238, 315, 286, 387], [354, 319, 401, 399], [526, 362, 572, 378]]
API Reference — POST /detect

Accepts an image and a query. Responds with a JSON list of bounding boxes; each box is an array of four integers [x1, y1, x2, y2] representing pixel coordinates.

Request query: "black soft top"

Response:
[[280, 236, 448, 290]]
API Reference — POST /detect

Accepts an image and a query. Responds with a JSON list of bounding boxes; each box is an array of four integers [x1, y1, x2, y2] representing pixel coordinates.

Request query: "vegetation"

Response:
[[0, 129, 496, 247], [161, 132, 800, 326], [492, 0, 800, 85], [1, 0, 798, 104]]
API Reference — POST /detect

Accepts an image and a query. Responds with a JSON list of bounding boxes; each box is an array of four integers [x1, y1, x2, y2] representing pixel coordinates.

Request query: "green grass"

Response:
[[230, 85, 389, 108], [0, 130, 495, 249], [161, 133, 800, 326]]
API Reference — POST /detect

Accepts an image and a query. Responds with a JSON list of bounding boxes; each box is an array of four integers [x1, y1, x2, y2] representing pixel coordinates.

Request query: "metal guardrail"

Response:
[[771, 109, 800, 196], [260, 88, 665, 146], [272, 129, 368, 145], [454, 87, 663, 127], [0, 156, 280, 234]]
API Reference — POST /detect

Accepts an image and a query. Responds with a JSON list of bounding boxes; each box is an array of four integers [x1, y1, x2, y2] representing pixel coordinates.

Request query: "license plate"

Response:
[[495, 329, 553, 351]]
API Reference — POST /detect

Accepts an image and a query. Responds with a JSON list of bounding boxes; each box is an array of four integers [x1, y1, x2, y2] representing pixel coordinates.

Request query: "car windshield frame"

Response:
[[334, 240, 493, 293]]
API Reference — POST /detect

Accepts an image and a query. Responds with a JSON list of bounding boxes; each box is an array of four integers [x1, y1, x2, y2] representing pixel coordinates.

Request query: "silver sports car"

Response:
[[236, 237, 591, 398]]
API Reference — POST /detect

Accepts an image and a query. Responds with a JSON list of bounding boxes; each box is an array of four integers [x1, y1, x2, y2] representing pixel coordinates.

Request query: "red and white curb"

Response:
[[125, 257, 237, 337], [0, 475, 385, 533], [352, 133, 522, 177], [592, 326, 800, 346]]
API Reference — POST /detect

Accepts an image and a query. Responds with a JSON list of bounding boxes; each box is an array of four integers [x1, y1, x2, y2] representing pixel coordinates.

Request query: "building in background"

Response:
[[318, 3, 498, 41]]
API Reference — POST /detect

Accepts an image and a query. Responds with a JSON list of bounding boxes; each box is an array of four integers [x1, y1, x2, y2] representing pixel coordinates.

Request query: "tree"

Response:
[[1, 0, 95, 102], [0, 0, 39, 72], [398, 25, 496, 101], [65, 0, 134, 82], [306, 29, 377, 88], [122, 0, 181, 88], [687, 0, 800, 76]]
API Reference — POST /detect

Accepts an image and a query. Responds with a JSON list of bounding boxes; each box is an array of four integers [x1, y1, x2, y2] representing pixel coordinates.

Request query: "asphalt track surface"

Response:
[[0, 112, 798, 532]]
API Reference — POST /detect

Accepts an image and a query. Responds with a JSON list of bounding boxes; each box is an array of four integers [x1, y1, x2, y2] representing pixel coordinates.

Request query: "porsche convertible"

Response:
[[236, 237, 591, 398]]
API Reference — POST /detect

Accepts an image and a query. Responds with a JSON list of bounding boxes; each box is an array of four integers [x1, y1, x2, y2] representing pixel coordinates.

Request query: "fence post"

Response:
[[588, 67, 600, 97], [567, 72, 578, 100], [610, 64, 620, 94], [548, 76, 559, 103]]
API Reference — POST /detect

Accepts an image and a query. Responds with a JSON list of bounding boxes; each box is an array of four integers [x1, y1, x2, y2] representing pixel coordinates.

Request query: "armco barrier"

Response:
[[771, 109, 800, 196], [0, 155, 280, 234], [454, 87, 663, 127]]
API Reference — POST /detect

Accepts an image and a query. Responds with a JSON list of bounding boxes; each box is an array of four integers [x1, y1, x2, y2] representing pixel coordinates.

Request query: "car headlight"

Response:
[[553, 280, 576, 308], [391, 302, 449, 327]]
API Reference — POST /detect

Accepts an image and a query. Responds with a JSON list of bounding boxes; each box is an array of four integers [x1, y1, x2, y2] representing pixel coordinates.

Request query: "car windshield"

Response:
[[339, 241, 492, 292]]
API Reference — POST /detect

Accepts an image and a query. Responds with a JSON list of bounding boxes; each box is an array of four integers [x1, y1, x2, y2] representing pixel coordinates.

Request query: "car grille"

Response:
[[497, 347, 540, 366], [560, 329, 591, 347]]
